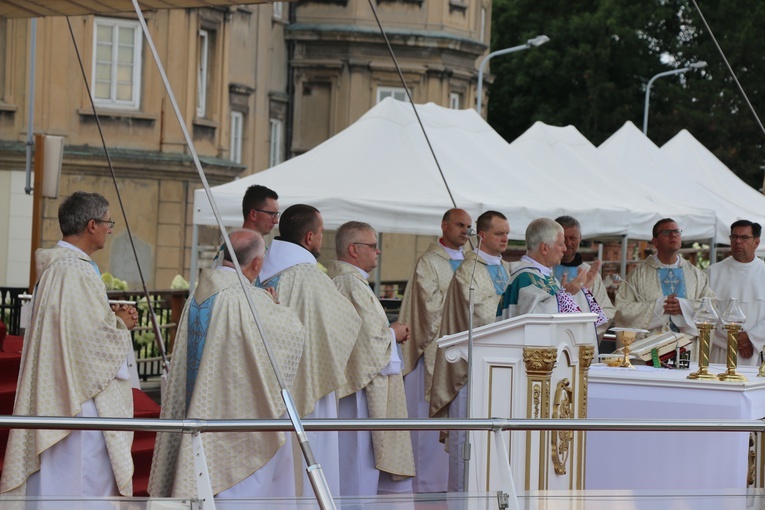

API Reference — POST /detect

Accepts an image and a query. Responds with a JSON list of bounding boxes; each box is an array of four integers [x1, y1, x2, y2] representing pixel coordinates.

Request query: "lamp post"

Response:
[[643, 61, 707, 135], [476, 35, 549, 117]]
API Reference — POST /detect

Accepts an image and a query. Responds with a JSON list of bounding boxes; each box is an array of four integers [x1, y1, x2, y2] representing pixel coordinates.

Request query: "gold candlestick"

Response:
[[688, 297, 718, 380], [719, 298, 747, 382], [688, 322, 716, 380]]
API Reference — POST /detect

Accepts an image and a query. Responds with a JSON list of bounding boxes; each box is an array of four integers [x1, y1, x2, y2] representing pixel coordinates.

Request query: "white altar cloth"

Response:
[[586, 364, 765, 490]]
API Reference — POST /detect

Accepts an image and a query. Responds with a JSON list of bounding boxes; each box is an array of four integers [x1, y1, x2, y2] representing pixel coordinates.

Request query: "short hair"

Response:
[[242, 185, 278, 219], [58, 192, 110, 237], [442, 208, 460, 223], [526, 218, 563, 251], [278, 204, 321, 244], [336, 221, 375, 258], [731, 219, 762, 238], [555, 215, 581, 230], [476, 211, 507, 234], [223, 229, 265, 266], [652, 218, 677, 238]]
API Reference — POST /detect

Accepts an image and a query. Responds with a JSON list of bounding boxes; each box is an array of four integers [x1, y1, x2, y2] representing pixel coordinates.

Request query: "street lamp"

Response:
[[476, 35, 550, 116], [643, 61, 707, 135]]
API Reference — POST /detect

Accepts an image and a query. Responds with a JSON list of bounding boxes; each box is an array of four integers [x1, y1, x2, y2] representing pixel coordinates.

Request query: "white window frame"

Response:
[[480, 7, 486, 43], [376, 86, 410, 103], [449, 92, 461, 110], [91, 17, 143, 110], [230, 111, 244, 164], [273, 2, 284, 19], [196, 29, 209, 118], [269, 118, 283, 168]]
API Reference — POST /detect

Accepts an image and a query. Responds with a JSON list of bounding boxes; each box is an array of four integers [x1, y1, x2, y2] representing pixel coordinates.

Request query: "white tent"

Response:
[[511, 122, 717, 241], [599, 121, 721, 241], [193, 98, 632, 239], [661, 129, 765, 242]]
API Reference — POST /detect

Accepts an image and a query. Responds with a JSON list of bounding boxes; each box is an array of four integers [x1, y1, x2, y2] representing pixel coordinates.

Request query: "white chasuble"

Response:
[[148, 269, 305, 498], [0, 247, 134, 497]]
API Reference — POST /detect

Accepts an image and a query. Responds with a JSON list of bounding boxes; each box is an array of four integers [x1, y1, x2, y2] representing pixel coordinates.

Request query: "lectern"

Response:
[[436, 312, 598, 493]]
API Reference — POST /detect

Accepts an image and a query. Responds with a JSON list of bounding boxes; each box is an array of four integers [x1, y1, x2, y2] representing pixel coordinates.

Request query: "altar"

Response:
[[586, 363, 765, 490]]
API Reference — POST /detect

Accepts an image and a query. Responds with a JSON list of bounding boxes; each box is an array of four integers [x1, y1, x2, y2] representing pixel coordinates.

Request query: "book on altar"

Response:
[[613, 331, 693, 361]]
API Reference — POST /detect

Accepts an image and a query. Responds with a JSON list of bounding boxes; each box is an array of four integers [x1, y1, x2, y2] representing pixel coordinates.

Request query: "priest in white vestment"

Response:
[[553, 215, 615, 339], [327, 221, 415, 496], [706, 220, 765, 365], [0, 192, 137, 498], [615, 218, 714, 337], [497, 218, 608, 336], [258, 204, 362, 497], [148, 230, 306, 499], [430, 211, 511, 492], [399, 208, 471, 493]]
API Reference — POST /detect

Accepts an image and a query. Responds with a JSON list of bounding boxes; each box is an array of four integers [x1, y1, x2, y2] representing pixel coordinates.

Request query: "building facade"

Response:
[[0, 0, 491, 289]]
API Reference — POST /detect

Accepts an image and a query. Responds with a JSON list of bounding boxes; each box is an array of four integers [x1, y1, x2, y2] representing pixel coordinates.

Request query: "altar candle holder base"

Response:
[[688, 323, 716, 380]]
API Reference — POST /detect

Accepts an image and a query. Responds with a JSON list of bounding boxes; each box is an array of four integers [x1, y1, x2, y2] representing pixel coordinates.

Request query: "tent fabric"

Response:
[[193, 98, 633, 239], [598, 121, 743, 242], [511, 122, 717, 241], [661, 129, 765, 242]]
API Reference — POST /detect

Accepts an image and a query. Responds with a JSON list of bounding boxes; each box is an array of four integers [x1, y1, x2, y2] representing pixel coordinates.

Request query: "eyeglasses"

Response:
[[95, 219, 115, 228], [253, 208, 280, 220], [353, 242, 379, 250], [657, 229, 682, 237], [730, 234, 756, 242]]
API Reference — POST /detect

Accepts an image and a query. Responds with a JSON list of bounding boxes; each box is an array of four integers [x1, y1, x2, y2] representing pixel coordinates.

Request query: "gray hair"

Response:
[[58, 192, 110, 237], [555, 215, 581, 230], [336, 221, 375, 258], [526, 218, 563, 251], [223, 229, 265, 266]]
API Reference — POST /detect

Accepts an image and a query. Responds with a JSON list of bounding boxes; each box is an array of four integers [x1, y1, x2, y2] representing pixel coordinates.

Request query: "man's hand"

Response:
[[584, 260, 601, 289], [391, 321, 410, 343], [738, 331, 755, 359], [663, 294, 681, 316], [266, 286, 279, 304], [114, 304, 139, 330], [561, 268, 585, 295]]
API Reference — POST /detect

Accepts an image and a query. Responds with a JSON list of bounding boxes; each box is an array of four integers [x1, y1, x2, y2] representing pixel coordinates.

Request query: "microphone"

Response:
[[612, 274, 685, 368], [466, 227, 478, 237]]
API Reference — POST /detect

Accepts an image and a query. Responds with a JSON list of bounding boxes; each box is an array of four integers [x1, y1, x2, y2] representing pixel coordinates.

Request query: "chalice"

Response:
[[612, 328, 649, 369]]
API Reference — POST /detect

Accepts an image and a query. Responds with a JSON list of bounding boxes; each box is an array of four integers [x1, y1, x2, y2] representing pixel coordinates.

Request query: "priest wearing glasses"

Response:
[[614, 218, 715, 336]]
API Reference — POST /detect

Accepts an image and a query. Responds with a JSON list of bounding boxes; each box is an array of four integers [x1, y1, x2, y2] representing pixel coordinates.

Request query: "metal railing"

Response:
[[1, 415, 764, 510]]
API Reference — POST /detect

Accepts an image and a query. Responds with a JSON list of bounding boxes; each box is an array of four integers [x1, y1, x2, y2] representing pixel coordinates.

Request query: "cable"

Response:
[[66, 17, 170, 375], [690, 0, 765, 139]]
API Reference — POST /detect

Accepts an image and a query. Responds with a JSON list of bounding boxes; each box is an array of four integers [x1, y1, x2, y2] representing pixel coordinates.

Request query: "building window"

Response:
[[197, 29, 209, 118], [377, 86, 410, 103], [92, 17, 143, 109], [273, 2, 284, 19], [449, 92, 461, 109], [230, 112, 244, 164], [269, 118, 283, 167], [480, 7, 486, 43], [0, 19, 6, 101]]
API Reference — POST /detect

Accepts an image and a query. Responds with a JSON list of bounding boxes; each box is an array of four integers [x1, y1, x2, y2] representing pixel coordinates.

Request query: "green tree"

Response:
[[487, 0, 765, 189]]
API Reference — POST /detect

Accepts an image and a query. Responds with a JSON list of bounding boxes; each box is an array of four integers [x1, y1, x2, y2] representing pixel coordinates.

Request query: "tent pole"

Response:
[[190, 223, 199, 291], [620, 235, 628, 279]]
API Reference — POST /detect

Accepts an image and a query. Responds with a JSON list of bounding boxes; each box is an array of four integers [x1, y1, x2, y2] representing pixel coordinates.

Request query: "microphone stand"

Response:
[[463, 234, 482, 492]]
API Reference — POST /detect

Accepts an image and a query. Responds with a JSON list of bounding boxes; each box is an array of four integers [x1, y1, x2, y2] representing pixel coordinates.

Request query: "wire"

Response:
[[66, 17, 169, 374]]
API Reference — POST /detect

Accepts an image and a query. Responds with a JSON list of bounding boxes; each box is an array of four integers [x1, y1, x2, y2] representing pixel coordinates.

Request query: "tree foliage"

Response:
[[487, 0, 765, 189]]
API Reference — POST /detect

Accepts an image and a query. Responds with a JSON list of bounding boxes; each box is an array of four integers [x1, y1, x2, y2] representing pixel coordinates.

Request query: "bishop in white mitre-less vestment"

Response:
[[327, 260, 415, 496], [258, 239, 361, 496], [148, 266, 306, 499]]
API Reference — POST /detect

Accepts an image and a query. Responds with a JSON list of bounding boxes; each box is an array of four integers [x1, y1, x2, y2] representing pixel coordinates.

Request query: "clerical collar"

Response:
[[57, 240, 89, 258], [439, 240, 465, 260], [521, 254, 552, 276], [559, 252, 583, 267], [337, 260, 370, 279], [260, 239, 316, 282], [477, 249, 502, 266], [651, 253, 681, 268]]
